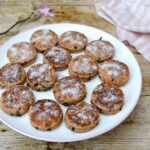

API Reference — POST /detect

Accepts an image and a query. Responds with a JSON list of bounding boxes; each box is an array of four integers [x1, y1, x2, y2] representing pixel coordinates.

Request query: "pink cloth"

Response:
[[94, 0, 150, 61]]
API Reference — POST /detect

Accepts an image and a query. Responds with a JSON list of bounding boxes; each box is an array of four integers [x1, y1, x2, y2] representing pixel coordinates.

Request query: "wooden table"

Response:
[[0, 1, 150, 150]]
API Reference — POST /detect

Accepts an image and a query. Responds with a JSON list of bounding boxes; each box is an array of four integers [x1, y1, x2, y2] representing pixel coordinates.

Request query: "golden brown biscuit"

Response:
[[68, 55, 98, 80], [30, 29, 58, 52], [65, 102, 100, 132], [26, 64, 57, 91], [59, 31, 88, 52], [85, 39, 115, 61], [0, 85, 35, 116], [91, 83, 124, 114], [0, 63, 26, 88], [98, 60, 129, 86], [7, 42, 37, 66], [29, 99, 63, 131], [53, 76, 86, 105], [43, 46, 72, 70]]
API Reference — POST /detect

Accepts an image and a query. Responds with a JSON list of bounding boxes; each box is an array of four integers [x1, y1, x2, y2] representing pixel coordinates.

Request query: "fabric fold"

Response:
[[94, 0, 150, 61]]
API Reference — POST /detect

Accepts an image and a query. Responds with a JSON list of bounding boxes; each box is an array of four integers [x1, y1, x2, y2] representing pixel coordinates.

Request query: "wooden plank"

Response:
[[0, 3, 150, 150], [0, 0, 93, 6], [0, 6, 116, 40]]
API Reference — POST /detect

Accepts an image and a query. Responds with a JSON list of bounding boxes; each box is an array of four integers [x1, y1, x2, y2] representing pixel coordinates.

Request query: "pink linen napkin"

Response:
[[94, 0, 150, 61]]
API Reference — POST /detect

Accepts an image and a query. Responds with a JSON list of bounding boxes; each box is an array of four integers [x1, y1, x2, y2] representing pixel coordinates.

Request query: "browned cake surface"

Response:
[[65, 102, 100, 132], [0, 85, 35, 116], [0, 1, 149, 149], [53, 76, 86, 105], [68, 55, 98, 80], [26, 64, 57, 91], [43, 46, 72, 70], [30, 29, 58, 52], [98, 60, 129, 86], [0, 63, 26, 88], [59, 31, 88, 51], [85, 40, 114, 61], [91, 83, 124, 114], [7, 42, 37, 66], [29, 99, 63, 131]]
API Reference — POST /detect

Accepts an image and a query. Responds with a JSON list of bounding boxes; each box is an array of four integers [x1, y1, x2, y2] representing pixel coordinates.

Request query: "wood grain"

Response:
[[0, 0, 150, 150], [0, 0, 93, 6]]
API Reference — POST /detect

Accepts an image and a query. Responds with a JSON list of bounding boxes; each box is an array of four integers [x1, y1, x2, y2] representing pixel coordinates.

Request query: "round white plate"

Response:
[[0, 23, 142, 142]]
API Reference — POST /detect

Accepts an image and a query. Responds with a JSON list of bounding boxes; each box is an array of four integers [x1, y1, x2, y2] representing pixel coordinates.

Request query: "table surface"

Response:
[[0, 0, 150, 150]]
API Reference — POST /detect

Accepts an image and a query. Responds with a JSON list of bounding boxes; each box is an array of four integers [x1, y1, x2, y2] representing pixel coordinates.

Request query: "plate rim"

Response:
[[0, 22, 143, 142]]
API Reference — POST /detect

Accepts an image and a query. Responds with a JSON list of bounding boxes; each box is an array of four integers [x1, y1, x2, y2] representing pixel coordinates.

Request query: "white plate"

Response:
[[0, 23, 142, 142]]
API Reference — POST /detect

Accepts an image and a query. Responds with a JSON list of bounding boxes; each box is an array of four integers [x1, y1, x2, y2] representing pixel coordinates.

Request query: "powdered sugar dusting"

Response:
[[101, 92, 119, 103], [107, 70, 119, 76], [30, 102, 41, 112], [69, 103, 98, 122], [53, 110, 59, 118], [21, 90, 31, 100], [10, 47, 18, 56], [101, 63, 122, 70], [42, 29, 49, 34], [29, 64, 51, 82], [76, 113, 88, 120], [86, 40, 114, 55], [94, 84, 123, 104], [100, 62, 126, 76], [62, 31, 86, 46], [73, 57, 97, 73], [58, 77, 83, 97], [31, 30, 53, 45], [44, 101, 53, 107], [9, 43, 34, 61], [31, 100, 60, 119], [45, 47, 69, 63], [1, 64, 21, 82], [61, 87, 80, 97], [12, 86, 30, 100], [4, 86, 32, 108], [86, 45, 98, 55]]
